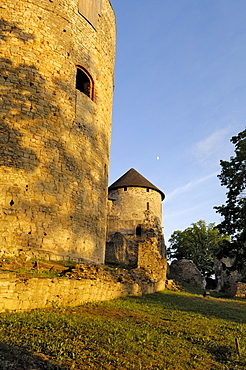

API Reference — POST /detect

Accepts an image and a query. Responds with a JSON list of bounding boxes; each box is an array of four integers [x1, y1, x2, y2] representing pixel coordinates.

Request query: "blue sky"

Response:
[[109, 0, 246, 245]]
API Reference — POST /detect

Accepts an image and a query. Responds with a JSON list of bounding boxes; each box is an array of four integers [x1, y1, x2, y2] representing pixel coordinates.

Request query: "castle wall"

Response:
[[107, 187, 163, 236], [0, 0, 116, 263], [0, 265, 167, 312], [106, 187, 165, 266]]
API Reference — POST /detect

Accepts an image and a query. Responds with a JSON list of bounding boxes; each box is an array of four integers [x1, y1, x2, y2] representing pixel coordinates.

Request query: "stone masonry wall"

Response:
[[226, 282, 246, 298], [0, 264, 167, 312], [0, 0, 116, 263], [108, 187, 163, 236], [106, 217, 165, 267], [106, 187, 165, 267]]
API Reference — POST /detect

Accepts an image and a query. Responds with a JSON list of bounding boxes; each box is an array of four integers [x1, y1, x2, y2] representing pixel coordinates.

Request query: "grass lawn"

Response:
[[0, 289, 245, 369]]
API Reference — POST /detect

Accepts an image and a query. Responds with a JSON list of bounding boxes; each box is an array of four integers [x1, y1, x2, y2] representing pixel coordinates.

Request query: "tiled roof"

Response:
[[108, 168, 165, 200]]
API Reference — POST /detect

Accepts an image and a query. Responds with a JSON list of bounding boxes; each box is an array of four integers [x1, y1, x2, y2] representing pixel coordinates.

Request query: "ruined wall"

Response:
[[168, 259, 206, 289], [226, 282, 246, 298], [214, 257, 242, 292], [0, 0, 116, 263], [0, 264, 167, 312], [106, 187, 165, 267]]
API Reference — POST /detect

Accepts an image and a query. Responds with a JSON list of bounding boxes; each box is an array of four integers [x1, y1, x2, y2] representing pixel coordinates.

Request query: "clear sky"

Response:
[[109, 0, 246, 245]]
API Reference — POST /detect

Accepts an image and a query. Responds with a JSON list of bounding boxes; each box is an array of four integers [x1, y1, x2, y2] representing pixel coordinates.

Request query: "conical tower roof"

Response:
[[109, 168, 165, 200]]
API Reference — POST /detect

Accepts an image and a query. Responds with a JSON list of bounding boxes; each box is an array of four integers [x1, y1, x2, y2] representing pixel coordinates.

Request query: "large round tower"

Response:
[[0, 0, 116, 263], [106, 169, 166, 267]]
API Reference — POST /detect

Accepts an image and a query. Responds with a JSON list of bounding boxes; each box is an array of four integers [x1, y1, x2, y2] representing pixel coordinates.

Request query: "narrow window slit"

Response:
[[136, 225, 142, 237]]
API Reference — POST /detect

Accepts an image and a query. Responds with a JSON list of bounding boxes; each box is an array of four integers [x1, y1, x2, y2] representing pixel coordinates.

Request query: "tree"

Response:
[[167, 220, 229, 277], [215, 129, 246, 275]]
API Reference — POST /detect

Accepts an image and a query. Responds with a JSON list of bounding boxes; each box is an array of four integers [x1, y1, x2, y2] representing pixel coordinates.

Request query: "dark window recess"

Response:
[[76, 67, 93, 99], [146, 188, 149, 192], [124, 187, 127, 191], [147, 202, 150, 210], [136, 225, 142, 237]]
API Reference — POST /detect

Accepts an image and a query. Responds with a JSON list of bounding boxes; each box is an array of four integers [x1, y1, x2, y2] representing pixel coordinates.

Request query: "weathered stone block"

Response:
[[169, 259, 206, 288]]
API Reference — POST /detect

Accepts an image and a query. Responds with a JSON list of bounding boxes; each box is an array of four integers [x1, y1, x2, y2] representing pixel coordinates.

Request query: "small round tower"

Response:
[[106, 169, 166, 267], [0, 0, 116, 263]]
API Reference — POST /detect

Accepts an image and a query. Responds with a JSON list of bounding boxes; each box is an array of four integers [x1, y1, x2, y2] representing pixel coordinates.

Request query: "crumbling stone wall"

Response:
[[0, 263, 167, 312], [169, 259, 206, 288], [106, 214, 165, 266], [226, 282, 246, 298], [214, 257, 242, 291], [0, 0, 116, 263], [106, 186, 165, 269], [138, 238, 167, 282]]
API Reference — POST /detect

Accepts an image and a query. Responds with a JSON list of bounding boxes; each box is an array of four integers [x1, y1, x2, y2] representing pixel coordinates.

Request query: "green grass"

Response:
[[0, 257, 76, 278], [0, 289, 246, 369]]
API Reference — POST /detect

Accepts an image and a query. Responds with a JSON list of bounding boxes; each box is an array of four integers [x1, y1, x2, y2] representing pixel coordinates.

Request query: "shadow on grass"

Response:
[[207, 344, 232, 363], [0, 342, 65, 370], [129, 291, 246, 324]]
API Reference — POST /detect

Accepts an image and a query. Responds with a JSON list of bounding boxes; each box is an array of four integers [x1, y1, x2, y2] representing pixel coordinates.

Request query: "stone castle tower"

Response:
[[106, 169, 166, 268], [0, 0, 116, 263]]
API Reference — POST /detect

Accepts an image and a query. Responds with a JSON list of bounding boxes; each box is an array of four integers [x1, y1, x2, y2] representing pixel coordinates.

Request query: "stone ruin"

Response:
[[106, 169, 167, 283], [168, 259, 206, 289]]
